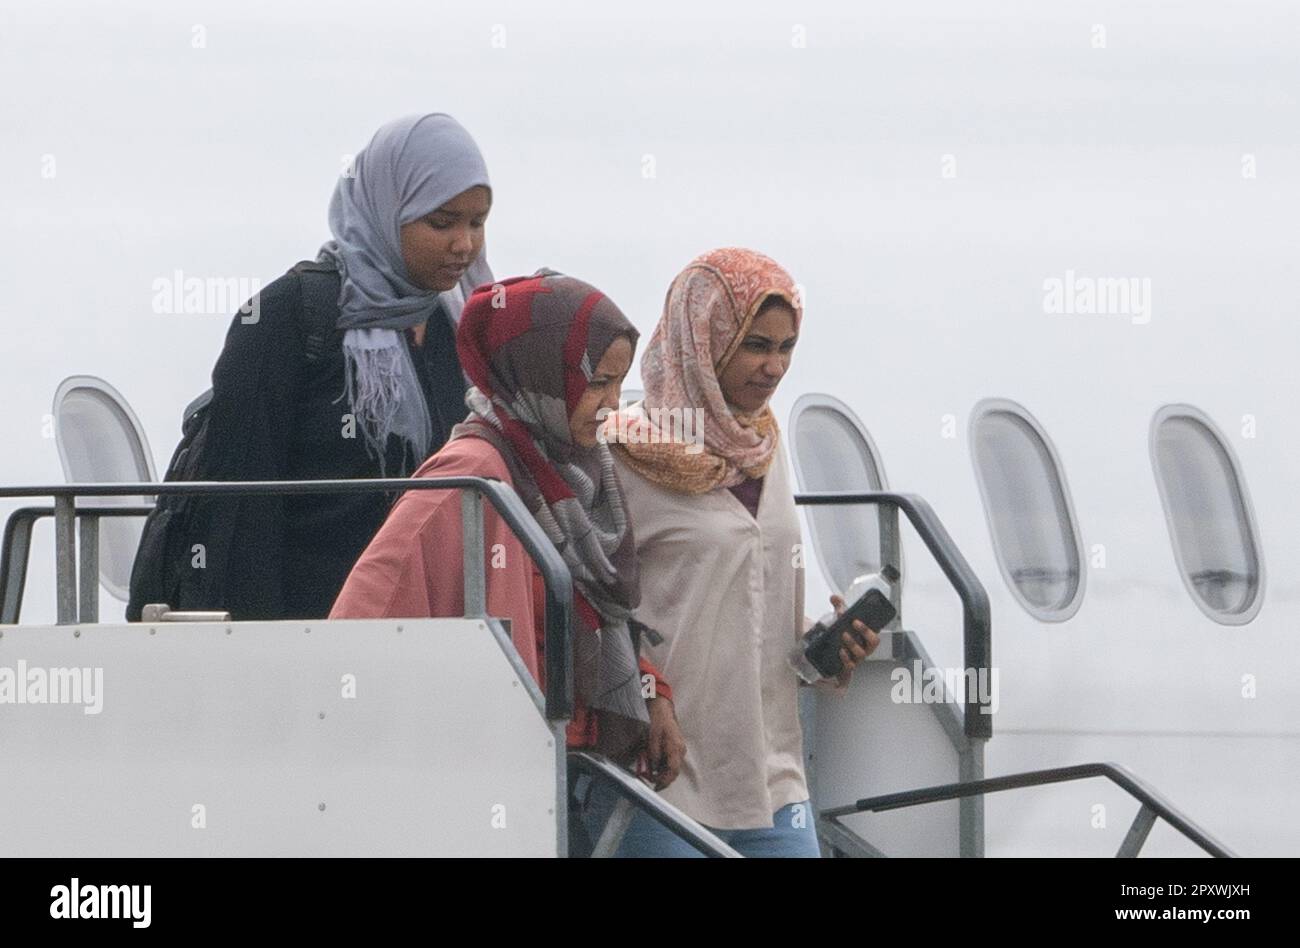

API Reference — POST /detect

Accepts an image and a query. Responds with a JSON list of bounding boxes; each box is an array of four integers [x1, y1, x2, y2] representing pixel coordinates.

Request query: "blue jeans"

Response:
[[572, 775, 821, 858]]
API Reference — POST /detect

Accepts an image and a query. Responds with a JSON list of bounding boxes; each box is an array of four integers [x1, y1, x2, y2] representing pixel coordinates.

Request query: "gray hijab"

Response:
[[317, 113, 493, 473]]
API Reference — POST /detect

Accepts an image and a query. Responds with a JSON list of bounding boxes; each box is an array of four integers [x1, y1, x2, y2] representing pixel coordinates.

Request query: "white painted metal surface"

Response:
[[0, 618, 559, 856], [810, 661, 962, 857]]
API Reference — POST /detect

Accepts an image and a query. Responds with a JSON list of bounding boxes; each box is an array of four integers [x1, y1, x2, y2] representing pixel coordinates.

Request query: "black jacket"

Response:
[[173, 261, 467, 620]]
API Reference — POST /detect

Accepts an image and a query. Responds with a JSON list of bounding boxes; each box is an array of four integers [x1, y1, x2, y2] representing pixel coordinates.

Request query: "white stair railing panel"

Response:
[[0, 618, 559, 857]]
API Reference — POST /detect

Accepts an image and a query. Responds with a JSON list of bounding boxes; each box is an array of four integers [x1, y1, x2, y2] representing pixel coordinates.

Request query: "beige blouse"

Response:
[[615, 425, 810, 829]]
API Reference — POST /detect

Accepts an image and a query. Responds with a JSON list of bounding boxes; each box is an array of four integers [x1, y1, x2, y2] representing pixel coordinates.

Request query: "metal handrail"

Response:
[[1, 505, 152, 624], [823, 762, 1235, 858], [0, 478, 575, 722], [567, 752, 741, 858], [795, 491, 992, 739]]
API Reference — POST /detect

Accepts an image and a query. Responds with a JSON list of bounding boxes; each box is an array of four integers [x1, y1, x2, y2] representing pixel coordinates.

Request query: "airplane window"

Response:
[[970, 400, 1085, 621], [53, 375, 156, 602], [1150, 406, 1263, 624], [789, 394, 888, 597]]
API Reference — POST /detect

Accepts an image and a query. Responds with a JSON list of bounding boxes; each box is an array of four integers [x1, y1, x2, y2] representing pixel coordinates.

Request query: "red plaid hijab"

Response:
[[452, 270, 649, 760]]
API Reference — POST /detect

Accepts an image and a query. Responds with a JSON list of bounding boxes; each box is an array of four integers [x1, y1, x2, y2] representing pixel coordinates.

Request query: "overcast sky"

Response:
[[3, 0, 1298, 622]]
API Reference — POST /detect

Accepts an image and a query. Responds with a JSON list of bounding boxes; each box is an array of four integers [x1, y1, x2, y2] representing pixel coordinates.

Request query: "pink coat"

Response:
[[330, 436, 541, 675], [329, 436, 670, 748]]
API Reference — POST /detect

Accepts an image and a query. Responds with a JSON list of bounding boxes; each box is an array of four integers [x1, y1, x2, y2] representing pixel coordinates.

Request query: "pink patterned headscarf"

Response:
[[609, 247, 802, 494]]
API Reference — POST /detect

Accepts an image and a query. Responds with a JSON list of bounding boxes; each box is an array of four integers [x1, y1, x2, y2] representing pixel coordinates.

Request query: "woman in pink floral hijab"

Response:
[[584, 248, 880, 858], [609, 247, 802, 493]]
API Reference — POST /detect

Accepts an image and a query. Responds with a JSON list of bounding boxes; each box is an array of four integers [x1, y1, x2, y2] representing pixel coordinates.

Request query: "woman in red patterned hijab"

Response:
[[333, 269, 684, 783], [452, 270, 663, 762]]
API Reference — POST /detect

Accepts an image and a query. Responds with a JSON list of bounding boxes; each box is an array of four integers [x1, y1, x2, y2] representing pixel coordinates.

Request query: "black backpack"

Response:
[[125, 261, 341, 620]]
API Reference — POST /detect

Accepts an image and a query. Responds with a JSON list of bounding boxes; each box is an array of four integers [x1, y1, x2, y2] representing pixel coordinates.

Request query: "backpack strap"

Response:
[[291, 260, 342, 362]]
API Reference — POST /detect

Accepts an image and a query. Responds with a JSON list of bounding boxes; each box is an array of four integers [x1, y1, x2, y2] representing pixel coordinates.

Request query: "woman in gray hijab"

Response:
[[128, 113, 494, 622], [319, 113, 493, 471]]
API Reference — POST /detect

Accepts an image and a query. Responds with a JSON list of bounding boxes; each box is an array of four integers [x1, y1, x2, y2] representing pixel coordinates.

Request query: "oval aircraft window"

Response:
[[789, 394, 889, 597], [52, 375, 157, 602], [1150, 406, 1263, 624], [970, 399, 1085, 621]]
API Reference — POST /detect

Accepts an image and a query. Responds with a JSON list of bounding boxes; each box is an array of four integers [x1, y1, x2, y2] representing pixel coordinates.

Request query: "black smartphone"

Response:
[[802, 588, 897, 679]]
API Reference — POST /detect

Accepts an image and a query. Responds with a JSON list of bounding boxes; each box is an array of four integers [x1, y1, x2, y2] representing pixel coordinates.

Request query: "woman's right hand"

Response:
[[829, 593, 881, 686], [645, 696, 686, 790]]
